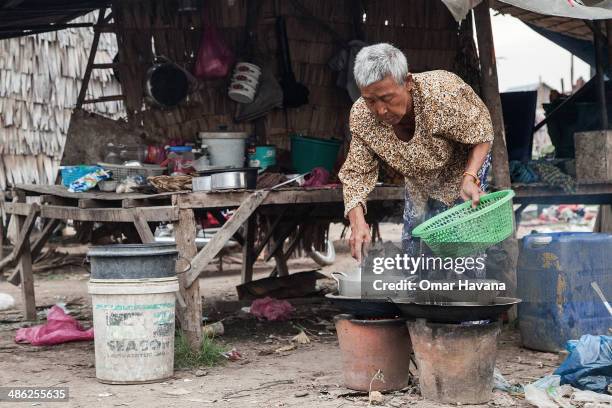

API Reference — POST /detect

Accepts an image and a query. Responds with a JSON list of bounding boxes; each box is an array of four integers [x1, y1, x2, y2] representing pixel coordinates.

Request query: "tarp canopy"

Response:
[[497, 0, 612, 20], [442, 0, 612, 23], [527, 23, 599, 66]]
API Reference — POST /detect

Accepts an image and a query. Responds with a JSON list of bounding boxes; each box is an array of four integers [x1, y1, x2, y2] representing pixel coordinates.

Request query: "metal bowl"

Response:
[[210, 168, 258, 190], [192, 175, 212, 192], [98, 180, 118, 192], [414, 279, 502, 304], [393, 297, 521, 323]]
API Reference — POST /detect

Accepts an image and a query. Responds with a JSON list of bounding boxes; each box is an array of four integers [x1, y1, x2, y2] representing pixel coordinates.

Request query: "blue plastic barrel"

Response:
[[518, 232, 612, 352]]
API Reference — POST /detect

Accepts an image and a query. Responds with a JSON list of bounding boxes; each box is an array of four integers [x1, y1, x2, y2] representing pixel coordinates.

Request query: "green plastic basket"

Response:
[[411, 190, 516, 257]]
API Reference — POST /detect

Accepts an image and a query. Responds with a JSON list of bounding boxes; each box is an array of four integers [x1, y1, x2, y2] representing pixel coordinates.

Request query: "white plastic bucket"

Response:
[[198, 132, 248, 167], [88, 277, 179, 384]]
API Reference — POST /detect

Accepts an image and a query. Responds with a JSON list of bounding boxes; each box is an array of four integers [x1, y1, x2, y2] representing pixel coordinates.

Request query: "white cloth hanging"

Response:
[[441, 0, 483, 22]]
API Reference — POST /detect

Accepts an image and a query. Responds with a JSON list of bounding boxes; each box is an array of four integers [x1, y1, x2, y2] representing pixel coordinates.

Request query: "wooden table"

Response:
[[513, 182, 612, 205], [1, 183, 404, 349], [512, 182, 612, 227]]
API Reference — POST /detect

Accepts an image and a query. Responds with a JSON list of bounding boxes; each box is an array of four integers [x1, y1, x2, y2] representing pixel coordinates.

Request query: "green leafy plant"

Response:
[[174, 331, 227, 369]]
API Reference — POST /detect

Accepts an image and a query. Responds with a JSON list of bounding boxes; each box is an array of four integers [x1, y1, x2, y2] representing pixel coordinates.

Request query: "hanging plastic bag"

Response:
[[15, 305, 94, 346], [554, 334, 612, 393], [193, 16, 234, 79]]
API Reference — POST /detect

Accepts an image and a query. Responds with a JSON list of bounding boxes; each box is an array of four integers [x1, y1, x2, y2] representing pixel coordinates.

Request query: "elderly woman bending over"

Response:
[[338, 43, 493, 260]]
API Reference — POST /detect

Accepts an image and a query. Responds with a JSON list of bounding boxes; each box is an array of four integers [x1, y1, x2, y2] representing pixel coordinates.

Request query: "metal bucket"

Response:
[[87, 243, 178, 280]]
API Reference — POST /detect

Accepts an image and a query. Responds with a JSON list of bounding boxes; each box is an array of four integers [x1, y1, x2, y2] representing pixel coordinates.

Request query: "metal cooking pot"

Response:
[[203, 167, 258, 190], [331, 271, 362, 297], [211, 171, 256, 190], [192, 175, 212, 192]]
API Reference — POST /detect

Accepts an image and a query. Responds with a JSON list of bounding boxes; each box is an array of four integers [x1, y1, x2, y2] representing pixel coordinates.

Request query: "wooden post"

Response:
[[0, 203, 40, 271], [241, 217, 256, 284], [473, 2, 511, 189], [15, 199, 36, 320], [174, 209, 202, 351], [593, 21, 608, 129], [8, 218, 61, 286], [594, 205, 612, 233], [0, 209, 4, 261], [607, 20, 612, 77], [473, 1, 518, 319]]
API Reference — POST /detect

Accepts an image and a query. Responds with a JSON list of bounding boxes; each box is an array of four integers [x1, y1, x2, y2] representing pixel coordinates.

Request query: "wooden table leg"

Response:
[[132, 208, 155, 243], [15, 213, 36, 320], [184, 190, 269, 288], [0, 213, 4, 261], [595, 205, 612, 232], [270, 225, 305, 278], [8, 218, 61, 286], [174, 208, 202, 352], [241, 217, 256, 284], [273, 252, 289, 277]]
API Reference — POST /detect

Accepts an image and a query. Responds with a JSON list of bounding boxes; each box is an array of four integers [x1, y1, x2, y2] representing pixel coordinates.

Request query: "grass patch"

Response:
[[174, 331, 228, 369]]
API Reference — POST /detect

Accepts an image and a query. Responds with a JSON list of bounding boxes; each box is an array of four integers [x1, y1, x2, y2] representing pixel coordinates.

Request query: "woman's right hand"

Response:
[[347, 205, 371, 262]]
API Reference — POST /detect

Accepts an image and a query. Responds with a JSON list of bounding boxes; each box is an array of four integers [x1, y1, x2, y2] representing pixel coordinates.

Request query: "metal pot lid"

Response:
[[197, 166, 259, 175], [88, 243, 178, 257], [198, 132, 248, 139]]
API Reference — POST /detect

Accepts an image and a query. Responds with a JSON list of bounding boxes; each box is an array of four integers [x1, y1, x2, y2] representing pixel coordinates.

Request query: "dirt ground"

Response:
[[0, 224, 563, 408]]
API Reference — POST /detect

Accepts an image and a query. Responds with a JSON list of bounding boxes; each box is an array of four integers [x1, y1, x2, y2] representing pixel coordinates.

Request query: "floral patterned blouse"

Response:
[[338, 70, 494, 218]]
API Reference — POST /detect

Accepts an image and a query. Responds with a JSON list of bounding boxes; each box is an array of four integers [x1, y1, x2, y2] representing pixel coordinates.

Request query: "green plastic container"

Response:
[[412, 190, 516, 257], [291, 135, 341, 174], [248, 145, 276, 171]]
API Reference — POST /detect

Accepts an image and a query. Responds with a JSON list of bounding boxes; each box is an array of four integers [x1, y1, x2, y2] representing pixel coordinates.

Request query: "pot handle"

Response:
[[330, 271, 347, 284], [175, 255, 192, 276]]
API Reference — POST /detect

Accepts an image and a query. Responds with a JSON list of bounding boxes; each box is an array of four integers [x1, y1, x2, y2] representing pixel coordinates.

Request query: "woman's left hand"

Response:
[[460, 176, 485, 208]]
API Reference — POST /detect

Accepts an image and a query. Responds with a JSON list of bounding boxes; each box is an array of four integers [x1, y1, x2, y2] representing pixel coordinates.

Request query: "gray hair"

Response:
[[353, 43, 409, 88]]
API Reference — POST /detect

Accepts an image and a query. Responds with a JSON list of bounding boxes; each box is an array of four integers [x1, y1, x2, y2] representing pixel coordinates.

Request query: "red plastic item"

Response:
[[302, 167, 330, 188], [15, 305, 94, 346], [200, 212, 221, 229], [250, 297, 294, 321], [193, 19, 234, 79], [145, 145, 166, 164]]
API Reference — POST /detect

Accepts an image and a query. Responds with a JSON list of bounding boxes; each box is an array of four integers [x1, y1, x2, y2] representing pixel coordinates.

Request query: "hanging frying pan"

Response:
[[145, 57, 193, 108]]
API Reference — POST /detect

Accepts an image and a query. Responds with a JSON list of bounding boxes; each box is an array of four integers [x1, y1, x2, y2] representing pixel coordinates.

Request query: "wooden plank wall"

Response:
[[112, 0, 460, 151]]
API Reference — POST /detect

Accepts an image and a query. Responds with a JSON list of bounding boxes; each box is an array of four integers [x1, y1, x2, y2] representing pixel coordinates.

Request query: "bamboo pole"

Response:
[[473, 1, 518, 320]]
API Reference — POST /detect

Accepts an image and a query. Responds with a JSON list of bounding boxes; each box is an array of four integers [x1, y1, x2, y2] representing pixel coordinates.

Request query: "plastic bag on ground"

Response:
[[554, 335, 612, 393], [15, 305, 94, 346], [494, 367, 524, 394], [524, 375, 563, 408], [0, 293, 15, 311], [250, 297, 294, 321], [524, 374, 612, 407]]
